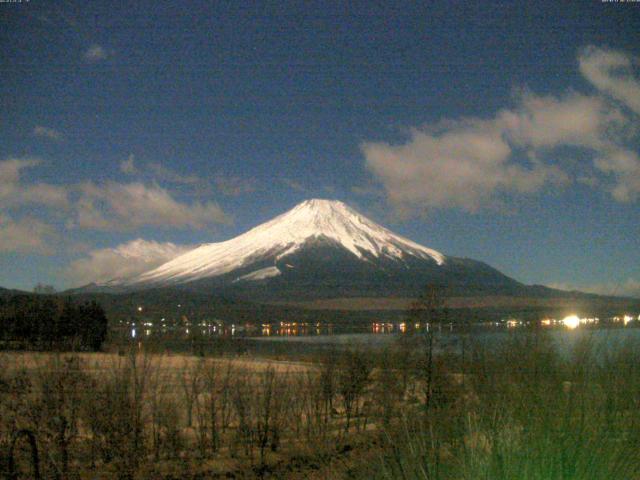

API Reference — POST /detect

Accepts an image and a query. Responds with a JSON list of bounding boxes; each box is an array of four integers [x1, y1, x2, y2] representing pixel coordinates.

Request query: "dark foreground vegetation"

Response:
[[1, 330, 640, 479], [0, 295, 108, 351]]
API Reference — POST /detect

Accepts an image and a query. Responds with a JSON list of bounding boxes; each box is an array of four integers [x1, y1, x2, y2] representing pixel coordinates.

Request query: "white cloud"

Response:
[[363, 115, 569, 213], [363, 47, 640, 214], [593, 149, 640, 202], [0, 158, 69, 209], [33, 125, 64, 142], [84, 44, 108, 62], [579, 46, 640, 115], [500, 91, 624, 150], [72, 181, 231, 230], [118, 157, 258, 198], [19, 183, 70, 207], [121, 158, 257, 198], [65, 238, 193, 285], [0, 157, 39, 184], [0, 214, 56, 255], [120, 154, 138, 175]]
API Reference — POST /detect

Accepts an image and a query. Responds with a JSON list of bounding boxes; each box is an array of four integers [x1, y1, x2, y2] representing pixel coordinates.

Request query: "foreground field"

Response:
[[2, 331, 640, 479], [1, 351, 311, 374]]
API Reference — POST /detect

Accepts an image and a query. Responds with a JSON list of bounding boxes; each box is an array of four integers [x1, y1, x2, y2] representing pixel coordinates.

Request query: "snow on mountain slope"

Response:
[[122, 199, 445, 287], [233, 266, 281, 283]]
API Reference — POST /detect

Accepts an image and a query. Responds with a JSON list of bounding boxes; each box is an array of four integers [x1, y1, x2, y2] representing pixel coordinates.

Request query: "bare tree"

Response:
[[196, 359, 233, 456], [147, 355, 168, 460], [408, 283, 447, 413], [32, 355, 87, 480], [254, 366, 278, 464], [230, 369, 254, 460], [179, 357, 204, 428], [374, 347, 406, 428], [337, 349, 372, 435], [79, 349, 153, 479]]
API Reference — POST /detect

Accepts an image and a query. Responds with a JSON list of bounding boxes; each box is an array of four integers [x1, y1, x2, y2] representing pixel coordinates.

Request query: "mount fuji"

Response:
[[95, 199, 530, 300]]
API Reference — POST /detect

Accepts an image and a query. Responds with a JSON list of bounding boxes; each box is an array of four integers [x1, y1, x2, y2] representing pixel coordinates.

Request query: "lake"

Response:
[[251, 326, 640, 356]]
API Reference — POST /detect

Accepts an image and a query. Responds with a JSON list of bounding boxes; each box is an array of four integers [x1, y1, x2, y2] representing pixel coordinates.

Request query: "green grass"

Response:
[[373, 331, 640, 480]]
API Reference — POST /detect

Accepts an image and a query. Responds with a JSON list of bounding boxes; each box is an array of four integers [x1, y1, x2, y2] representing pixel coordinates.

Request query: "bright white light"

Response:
[[137, 306, 143, 312], [624, 315, 633, 326], [562, 315, 580, 330], [131, 328, 136, 338]]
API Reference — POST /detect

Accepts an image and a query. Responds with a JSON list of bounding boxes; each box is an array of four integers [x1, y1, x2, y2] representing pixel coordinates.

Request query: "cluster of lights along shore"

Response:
[[505, 314, 638, 330], [121, 304, 640, 339]]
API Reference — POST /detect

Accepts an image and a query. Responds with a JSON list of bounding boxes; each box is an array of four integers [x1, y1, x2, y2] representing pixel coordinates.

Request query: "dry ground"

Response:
[[0, 350, 313, 374]]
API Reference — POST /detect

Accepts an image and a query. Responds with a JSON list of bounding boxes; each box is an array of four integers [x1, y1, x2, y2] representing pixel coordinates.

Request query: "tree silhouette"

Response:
[[0, 295, 109, 351], [407, 283, 447, 412]]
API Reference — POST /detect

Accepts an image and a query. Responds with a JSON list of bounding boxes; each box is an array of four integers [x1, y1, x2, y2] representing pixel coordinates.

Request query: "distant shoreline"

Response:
[[271, 295, 639, 311]]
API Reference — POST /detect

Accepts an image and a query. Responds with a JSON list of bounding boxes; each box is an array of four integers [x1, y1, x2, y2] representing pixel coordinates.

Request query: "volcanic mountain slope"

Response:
[[105, 199, 528, 300]]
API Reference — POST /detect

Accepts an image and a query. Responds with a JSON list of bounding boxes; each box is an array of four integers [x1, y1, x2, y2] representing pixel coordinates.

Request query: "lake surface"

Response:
[[252, 326, 640, 356]]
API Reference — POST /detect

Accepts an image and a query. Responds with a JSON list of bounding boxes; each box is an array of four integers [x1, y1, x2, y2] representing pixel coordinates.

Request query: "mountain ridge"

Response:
[[84, 199, 530, 300], [71, 199, 637, 306], [111, 199, 447, 289]]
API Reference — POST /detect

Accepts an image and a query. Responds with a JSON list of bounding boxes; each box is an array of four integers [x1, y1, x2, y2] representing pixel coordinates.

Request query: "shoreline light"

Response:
[[562, 315, 580, 329]]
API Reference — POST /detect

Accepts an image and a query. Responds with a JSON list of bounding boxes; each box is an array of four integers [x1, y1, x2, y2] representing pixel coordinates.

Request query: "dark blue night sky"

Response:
[[1, 0, 639, 295]]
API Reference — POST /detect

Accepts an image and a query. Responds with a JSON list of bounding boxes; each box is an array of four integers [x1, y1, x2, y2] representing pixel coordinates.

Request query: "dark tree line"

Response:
[[0, 295, 108, 351]]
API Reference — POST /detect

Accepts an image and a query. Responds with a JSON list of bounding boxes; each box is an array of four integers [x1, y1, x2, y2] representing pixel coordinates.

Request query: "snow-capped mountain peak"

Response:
[[122, 199, 445, 287], [268, 199, 444, 263]]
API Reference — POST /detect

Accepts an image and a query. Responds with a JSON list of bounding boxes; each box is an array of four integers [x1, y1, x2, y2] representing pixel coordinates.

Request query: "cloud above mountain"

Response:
[[0, 158, 69, 209], [579, 46, 640, 115], [66, 238, 193, 285], [0, 156, 233, 260], [71, 181, 231, 231], [363, 46, 640, 214], [0, 214, 57, 255]]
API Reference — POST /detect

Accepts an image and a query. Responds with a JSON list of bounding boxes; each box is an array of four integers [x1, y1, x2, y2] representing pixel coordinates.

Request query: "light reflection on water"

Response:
[[252, 326, 640, 356], [119, 317, 640, 351], [260, 323, 335, 337]]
